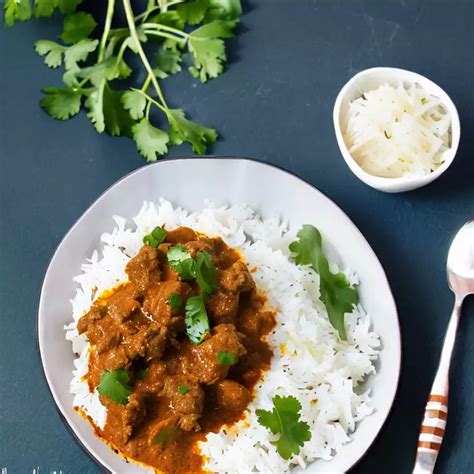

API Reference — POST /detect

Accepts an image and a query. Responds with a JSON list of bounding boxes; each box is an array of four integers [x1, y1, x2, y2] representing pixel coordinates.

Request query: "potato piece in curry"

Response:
[[77, 226, 275, 473]]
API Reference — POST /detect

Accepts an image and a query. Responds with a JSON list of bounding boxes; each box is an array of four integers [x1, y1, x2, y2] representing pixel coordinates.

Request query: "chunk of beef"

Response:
[[135, 360, 167, 394], [206, 290, 239, 324], [238, 309, 275, 339], [101, 346, 129, 372], [143, 281, 192, 331], [183, 324, 246, 385], [122, 322, 168, 361], [122, 392, 146, 443], [161, 375, 204, 431], [184, 239, 214, 258], [219, 261, 255, 293], [214, 380, 250, 413], [120, 309, 150, 336], [211, 237, 240, 268], [81, 315, 121, 353], [125, 245, 161, 292], [77, 303, 107, 334], [107, 284, 141, 322], [165, 227, 197, 244]]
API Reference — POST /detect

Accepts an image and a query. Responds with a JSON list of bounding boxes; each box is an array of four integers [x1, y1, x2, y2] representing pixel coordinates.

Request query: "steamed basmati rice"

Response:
[[65, 199, 380, 472], [344, 82, 451, 178]]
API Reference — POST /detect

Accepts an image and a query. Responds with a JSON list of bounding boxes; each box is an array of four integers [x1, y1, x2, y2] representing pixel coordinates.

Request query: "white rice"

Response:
[[65, 198, 380, 472]]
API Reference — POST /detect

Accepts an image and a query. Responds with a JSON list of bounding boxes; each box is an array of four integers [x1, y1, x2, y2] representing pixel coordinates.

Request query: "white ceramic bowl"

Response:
[[333, 67, 461, 192], [38, 158, 401, 473]]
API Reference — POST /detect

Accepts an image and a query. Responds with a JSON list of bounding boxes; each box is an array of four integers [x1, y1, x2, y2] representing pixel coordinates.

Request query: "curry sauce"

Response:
[[77, 227, 275, 472]]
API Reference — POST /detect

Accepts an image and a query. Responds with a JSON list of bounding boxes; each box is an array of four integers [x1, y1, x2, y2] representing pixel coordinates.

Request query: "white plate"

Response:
[[38, 157, 401, 473]]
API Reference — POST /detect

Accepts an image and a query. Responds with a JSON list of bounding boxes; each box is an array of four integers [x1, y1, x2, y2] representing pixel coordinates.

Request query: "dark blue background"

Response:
[[1, 0, 473, 472]]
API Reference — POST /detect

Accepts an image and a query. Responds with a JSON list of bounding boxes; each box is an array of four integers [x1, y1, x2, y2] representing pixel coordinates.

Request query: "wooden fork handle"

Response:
[[413, 298, 462, 473]]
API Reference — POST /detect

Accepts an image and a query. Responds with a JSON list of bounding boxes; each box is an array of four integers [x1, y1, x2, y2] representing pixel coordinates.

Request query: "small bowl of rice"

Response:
[[333, 67, 460, 192]]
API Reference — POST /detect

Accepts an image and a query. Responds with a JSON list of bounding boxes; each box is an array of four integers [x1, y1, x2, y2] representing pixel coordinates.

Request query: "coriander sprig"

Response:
[[4, 0, 242, 161], [289, 225, 359, 340], [256, 395, 311, 460]]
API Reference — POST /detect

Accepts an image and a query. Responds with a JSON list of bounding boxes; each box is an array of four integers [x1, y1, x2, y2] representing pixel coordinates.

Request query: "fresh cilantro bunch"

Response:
[[4, 0, 242, 160]]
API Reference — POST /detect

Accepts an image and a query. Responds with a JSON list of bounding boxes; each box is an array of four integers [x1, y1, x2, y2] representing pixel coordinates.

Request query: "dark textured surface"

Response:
[[1, 0, 474, 472]]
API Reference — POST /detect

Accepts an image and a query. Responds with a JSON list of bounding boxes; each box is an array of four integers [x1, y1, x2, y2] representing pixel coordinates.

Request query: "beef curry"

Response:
[[77, 226, 275, 472]]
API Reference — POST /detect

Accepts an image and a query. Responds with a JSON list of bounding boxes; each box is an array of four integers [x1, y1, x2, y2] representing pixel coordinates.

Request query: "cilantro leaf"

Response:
[[85, 83, 134, 136], [187, 20, 237, 83], [143, 226, 167, 248], [78, 56, 131, 87], [205, 0, 242, 21], [154, 47, 182, 79], [28, 0, 82, 20], [188, 37, 225, 83], [97, 368, 132, 404], [132, 118, 169, 162], [195, 251, 217, 295], [40, 87, 82, 120], [185, 294, 210, 344], [57, 0, 82, 14], [191, 19, 237, 39], [167, 108, 217, 154], [177, 258, 196, 281], [85, 82, 106, 132], [256, 395, 311, 460], [4, 0, 32, 27], [167, 246, 192, 265], [34, 0, 56, 18], [167, 246, 196, 280], [35, 40, 64, 68], [122, 89, 147, 120], [154, 426, 178, 445], [148, 11, 185, 30], [217, 350, 237, 366], [61, 11, 97, 44], [62, 68, 80, 87], [176, 0, 209, 25], [178, 385, 190, 395], [167, 292, 183, 313], [102, 87, 134, 137], [35, 38, 98, 73], [63, 39, 98, 71], [289, 225, 358, 340]]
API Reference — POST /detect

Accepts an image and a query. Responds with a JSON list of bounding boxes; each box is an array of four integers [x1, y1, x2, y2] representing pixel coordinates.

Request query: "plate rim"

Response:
[[38, 155, 402, 473]]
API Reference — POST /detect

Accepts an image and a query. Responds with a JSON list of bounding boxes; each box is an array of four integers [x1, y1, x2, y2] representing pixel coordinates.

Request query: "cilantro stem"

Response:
[[143, 30, 186, 45], [162, 0, 187, 9], [142, 74, 152, 92], [136, 89, 167, 114], [136, 0, 186, 22], [108, 27, 129, 36], [145, 100, 152, 119], [78, 77, 90, 88], [98, 0, 116, 62], [122, 0, 168, 109], [116, 37, 131, 65], [141, 23, 188, 39]]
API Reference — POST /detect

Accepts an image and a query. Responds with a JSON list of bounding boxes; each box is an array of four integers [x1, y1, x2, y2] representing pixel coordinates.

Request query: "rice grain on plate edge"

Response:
[[65, 198, 380, 472]]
